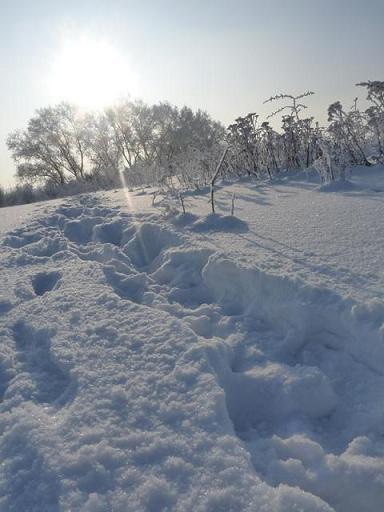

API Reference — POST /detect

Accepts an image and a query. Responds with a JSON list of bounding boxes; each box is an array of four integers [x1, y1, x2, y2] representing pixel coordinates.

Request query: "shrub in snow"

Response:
[[357, 80, 384, 162], [327, 100, 370, 167], [313, 139, 350, 183]]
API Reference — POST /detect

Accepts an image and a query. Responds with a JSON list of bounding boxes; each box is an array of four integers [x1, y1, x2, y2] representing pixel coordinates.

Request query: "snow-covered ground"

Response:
[[1, 167, 384, 511], [0, 199, 62, 238]]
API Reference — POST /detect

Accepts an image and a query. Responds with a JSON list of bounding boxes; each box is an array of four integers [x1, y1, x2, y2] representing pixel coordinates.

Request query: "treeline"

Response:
[[2, 80, 383, 207], [2, 101, 224, 206]]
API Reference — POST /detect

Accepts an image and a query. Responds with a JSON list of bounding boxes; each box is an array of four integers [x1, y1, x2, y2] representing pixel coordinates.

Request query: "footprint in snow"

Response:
[[12, 321, 72, 407], [31, 270, 61, 296]]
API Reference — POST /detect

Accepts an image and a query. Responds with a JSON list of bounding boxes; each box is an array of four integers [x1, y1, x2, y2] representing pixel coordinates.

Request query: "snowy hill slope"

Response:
[[1, 167, 384, 511]]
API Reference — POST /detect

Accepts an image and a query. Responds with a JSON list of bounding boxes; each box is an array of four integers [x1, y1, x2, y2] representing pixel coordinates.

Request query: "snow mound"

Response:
[[191, 213, 249, 233]]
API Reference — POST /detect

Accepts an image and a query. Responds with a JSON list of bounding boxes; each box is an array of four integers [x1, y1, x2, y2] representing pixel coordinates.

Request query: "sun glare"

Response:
[[49, 36, 138, 109]]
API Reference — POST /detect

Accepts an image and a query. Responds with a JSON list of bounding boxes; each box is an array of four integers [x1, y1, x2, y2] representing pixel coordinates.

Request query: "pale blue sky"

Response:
[[1, 0, 383, 186]]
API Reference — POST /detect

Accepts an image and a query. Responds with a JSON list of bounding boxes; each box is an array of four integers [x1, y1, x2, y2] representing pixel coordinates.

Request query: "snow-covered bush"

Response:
[[357, 81, 384, 162], [226, 92, 322, 180], [312, 140, 350, 183]]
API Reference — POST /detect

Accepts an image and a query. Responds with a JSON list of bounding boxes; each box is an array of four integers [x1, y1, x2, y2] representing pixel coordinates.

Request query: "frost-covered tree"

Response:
[[7, 103, 91, 185], [357, 81, 384, 161], [84, 111, 121, 186], [113, 100, 225, 188]]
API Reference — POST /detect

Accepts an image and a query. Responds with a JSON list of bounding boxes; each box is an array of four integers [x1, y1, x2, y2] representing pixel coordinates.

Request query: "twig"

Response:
[[179, 192, 186, 214], [210, 147, 228, 213]]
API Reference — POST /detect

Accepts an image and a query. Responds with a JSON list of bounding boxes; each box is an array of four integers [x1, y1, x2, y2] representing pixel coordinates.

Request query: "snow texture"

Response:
[[1, 167, 384, 511]]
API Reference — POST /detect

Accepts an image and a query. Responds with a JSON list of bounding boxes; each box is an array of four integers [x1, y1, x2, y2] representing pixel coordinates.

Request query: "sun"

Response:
[[48, 36, 139, 109]]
